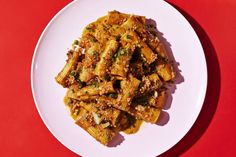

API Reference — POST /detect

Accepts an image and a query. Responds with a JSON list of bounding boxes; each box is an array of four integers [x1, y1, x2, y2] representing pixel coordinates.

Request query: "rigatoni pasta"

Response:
[[55, 11, 176, 145]]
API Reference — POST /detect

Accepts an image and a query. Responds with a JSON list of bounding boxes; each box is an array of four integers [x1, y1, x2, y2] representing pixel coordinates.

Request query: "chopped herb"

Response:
[[66, 98, 73, 105], [128, 92, 131, 97], [115, 35, 121, 41], [90, 37, 98, 42], [92, 50, 99, 58], [126, 34, 132, 39], [75, 108, 80, 115], [110, 52, 114, 58], [104, 74, 110, 81], [77, 78, 82, 83], [102, 24, 111, 30], [114, 48, 127, 59], [77, 67, 82, 73], [73, 40, 79, 45], [70, 70, 78, 77], [77, 78, 83, 88], [71, 108, 80, 120], [140, 54, 146, 63], [120, 50, 125, 55], [86, 27, 95, 32], [136, 26, 141, 30], [108, 93, 118, 99], [91, 80, 99, 87], [72, 108, 80, 120]]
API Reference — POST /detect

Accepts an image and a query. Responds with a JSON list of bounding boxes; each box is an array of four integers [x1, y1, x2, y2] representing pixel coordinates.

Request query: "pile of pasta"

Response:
[[55, 11, 175, 145]]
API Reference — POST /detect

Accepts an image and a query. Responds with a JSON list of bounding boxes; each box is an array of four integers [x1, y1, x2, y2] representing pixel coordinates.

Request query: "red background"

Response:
[[0, 0, 235, 156]]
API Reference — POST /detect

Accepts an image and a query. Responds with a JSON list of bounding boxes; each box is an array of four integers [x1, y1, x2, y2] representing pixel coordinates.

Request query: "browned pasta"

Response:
[[55, 11, 176, 145], [95, 40, 119, 78]]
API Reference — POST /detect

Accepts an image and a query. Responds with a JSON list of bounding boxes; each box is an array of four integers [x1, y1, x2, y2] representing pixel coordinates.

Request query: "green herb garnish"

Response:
[[91, 80, 99, 87], [128, 92, 131, 97], [92, 50, 99, 58], [77, 78, 83, 88], [70, 70, 78, 77], [114, 48, 127, 59], [126, 35, 132, 39], [120, 50, 125, 55], [115, 35, 121, 41], [104, 74, 110, 81], [90, 37, 98, 42], [73, 40, 79, 45], [75, 108, 80, 115], [108, 93, 118, 99], [86, 27, 95, 32], [77, 78, 81, 83], [77, 67, 82, 73]]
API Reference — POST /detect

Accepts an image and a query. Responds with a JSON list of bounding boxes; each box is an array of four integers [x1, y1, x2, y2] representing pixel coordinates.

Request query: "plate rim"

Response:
[[30, 0, 79, 154], [31, 0, 208, 156]]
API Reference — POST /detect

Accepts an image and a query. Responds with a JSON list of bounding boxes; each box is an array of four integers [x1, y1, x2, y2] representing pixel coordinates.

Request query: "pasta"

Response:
[[55, 11, 176, 145]]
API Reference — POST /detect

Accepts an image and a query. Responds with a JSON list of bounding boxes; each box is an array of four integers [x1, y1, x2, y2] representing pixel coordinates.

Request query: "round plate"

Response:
[[31, 0, 207, 156]]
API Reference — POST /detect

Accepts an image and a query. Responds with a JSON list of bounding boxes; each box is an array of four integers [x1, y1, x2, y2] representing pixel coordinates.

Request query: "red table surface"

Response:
[[0, 0, 235, 156]]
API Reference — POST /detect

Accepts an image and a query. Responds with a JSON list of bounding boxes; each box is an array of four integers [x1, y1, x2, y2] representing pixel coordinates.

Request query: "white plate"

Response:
[[31, 0, 207, 156]]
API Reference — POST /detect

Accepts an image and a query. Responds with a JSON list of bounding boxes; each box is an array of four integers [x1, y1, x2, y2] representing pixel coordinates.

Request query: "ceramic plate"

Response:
[[31, 0, 207, 156]]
